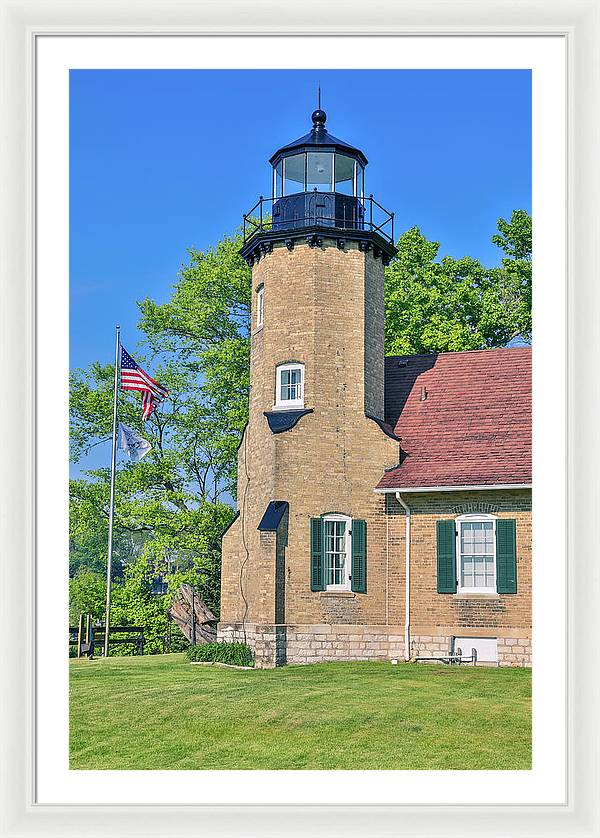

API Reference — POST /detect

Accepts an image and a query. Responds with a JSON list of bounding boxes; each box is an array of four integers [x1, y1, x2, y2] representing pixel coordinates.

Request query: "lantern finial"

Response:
[[311, 106, 326, 132]]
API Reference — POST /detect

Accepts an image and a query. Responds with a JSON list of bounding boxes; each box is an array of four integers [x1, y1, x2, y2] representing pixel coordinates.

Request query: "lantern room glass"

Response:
[[306, 152, 333, 192], [357, 164, 364, 198], [275, 152, 364, 198], [334, 154, 355, 196], [283, 154, 305, 195], [273, 160, 283, 198]]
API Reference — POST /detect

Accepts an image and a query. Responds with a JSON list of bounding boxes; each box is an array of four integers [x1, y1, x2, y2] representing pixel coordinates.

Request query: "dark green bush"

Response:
[[186, 641, 254, 667]]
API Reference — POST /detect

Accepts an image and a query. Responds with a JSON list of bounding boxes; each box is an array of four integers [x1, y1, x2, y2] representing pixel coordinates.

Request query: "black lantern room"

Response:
[[241, 108, 396, 265], [270, 108, 366, 231]]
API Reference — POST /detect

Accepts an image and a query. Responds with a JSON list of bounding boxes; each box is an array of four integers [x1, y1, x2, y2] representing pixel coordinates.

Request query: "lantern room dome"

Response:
[[269, 109, 368, 169], [240, 105, 396, 267]]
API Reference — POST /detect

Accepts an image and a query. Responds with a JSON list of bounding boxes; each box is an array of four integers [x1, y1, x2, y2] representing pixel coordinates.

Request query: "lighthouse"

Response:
[[219, 107, 401, 667]]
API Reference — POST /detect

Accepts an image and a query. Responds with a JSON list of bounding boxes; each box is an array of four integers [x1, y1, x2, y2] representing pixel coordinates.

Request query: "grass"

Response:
[[70, 654, 531, 770]]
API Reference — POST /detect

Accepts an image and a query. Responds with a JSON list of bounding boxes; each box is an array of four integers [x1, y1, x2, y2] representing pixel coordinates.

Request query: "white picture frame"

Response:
[[1, 1, 598, 835]]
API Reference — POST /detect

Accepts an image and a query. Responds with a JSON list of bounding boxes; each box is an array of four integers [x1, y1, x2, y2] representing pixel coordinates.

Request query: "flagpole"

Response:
[[104, 325, 120, 659]]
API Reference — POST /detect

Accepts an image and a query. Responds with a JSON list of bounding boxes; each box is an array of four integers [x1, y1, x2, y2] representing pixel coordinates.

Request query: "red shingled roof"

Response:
[[376, 347, 531, 491]]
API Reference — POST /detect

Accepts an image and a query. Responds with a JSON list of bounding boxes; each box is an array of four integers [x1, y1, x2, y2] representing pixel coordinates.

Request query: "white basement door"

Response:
[[454, 636, 498, 663]]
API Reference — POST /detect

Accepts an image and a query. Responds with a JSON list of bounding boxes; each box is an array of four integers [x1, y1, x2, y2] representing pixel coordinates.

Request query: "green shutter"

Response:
[[310, 517, 325, 591], [496, 519, 517, 594], [436, 519, 457, 593], [351, 519, 367, 593]]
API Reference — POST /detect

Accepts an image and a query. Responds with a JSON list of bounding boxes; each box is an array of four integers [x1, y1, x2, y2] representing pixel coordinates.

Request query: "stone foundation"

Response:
[[218, 622, 531, 668], [496, 636, 532, 667], [218, 623, 287, 668], [218, 622, 405, 667], [285, 624, 405, 665]]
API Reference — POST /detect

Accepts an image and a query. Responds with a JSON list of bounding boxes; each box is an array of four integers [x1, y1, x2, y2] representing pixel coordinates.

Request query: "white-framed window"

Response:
[[255, 285, 264, 329], [274, 362, 304, 410], [456, 514, 497, 594], [323, 514, 352, 591]]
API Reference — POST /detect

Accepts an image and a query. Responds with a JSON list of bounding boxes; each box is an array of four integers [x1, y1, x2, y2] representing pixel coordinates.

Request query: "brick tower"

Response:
[[219, 108, 401, 666]]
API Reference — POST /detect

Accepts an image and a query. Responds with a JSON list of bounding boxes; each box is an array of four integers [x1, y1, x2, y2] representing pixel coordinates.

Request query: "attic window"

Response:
[[274, 363, 304, 410]]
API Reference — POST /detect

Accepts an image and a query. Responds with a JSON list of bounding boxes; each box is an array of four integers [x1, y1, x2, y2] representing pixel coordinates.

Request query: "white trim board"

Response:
[[374, 483, 532, 494]]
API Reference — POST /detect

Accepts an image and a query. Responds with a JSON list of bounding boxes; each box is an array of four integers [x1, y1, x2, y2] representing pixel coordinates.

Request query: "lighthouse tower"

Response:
[[219, 107, 401, 667]]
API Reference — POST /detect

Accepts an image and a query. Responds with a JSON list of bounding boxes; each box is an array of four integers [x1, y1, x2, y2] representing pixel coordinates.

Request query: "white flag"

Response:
[[118, 422, 152, 462]]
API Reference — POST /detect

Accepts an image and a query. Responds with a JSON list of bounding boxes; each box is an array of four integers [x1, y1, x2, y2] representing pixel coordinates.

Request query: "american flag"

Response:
[[120, 346, 168, 421]]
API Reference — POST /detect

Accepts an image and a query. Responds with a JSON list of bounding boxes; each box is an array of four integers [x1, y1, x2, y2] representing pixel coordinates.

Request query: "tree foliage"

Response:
[[137, 232, 251, 491], [384, 210, 531, 355]]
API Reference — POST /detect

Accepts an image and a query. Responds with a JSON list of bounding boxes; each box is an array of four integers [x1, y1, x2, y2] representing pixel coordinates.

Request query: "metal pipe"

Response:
[[77, 613, 84, 659], [396, 492, 411, 661], [104, 325, 120, 659], [191, 585, 196, 646]]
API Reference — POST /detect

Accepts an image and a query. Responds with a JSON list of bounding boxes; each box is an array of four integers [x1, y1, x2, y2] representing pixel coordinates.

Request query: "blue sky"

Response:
[[70, 69, 531, 472]]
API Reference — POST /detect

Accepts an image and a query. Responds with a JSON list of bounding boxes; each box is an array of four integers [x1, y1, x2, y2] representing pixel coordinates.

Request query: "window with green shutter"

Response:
[[437, 519, 457, 593], [453, 515, 518, 595], [311, 514, 367, 593], [496, 519, 517, 594], [310, 517, 325, 591], [351, 519, 367, 593]]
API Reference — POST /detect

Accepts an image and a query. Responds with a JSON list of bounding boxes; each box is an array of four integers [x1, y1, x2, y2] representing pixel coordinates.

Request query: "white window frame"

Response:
[[323, 513, 352, 592], [274, 362, 304, 410], [455, 513, 497, 594], [255, 285, 264, 329]]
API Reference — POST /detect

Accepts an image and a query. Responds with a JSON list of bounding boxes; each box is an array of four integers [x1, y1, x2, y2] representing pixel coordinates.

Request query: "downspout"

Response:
[[396, 492, 411, 661]]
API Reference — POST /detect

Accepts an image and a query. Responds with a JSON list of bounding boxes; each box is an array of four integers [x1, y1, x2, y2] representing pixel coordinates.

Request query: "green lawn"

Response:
[[70, 654, 531, 770]]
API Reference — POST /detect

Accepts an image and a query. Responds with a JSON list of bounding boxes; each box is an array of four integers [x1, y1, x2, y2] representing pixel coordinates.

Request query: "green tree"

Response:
[[487, 209, 532, 342], [384, 210, 532, 355], [138, 232, 251, 492], [492, 208, 532, 260], [70, 356, 235, 621], [69, 571, 108, 625]]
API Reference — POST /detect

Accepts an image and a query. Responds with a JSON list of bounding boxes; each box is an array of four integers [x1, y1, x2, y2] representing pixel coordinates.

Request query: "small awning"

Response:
[[257, 501, 289, 532], [263, 409, 313, 434]]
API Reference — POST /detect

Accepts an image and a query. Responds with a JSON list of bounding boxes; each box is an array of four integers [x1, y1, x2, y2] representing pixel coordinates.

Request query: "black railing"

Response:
[[243, 192, 394, 246]]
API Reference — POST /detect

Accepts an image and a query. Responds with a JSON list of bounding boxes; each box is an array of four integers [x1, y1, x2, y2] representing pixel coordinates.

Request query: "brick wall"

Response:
[[384, 490, 531, 633], [364, 251, 385, 420], [221, 238, 400, 630], [220, 238, 532, 669], [221, 486, 532, 667]]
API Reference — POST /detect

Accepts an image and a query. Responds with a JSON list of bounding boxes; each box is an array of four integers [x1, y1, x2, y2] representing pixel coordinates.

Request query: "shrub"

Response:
[[186, 641, 254, 667]]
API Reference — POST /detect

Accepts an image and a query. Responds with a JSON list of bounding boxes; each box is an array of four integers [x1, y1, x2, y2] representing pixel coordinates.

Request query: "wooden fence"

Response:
[[69, 615, 149, 658]]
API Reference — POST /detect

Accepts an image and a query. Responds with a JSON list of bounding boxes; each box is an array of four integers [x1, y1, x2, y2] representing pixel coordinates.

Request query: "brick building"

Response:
[[219, 108, 531, 668]]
